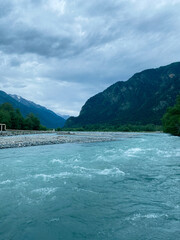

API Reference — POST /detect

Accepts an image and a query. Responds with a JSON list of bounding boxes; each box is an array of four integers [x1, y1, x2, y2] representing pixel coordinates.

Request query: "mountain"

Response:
[[0, 91, 65, 128], [66, 62, 180, 127], [58, 114, 70, 120]]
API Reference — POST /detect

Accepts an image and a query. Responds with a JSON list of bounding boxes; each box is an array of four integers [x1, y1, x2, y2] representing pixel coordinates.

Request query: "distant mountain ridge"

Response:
[[66, 62, 180, 127], [0, 91, 65, 128], [58, 114, 70, 120]]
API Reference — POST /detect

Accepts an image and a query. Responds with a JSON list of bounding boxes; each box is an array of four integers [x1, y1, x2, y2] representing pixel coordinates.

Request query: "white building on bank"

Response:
[[0, 123, 6, 132]]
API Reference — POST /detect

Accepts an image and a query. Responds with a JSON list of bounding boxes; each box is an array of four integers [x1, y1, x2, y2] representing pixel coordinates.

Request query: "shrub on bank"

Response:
[[162, 95, 180, 136]]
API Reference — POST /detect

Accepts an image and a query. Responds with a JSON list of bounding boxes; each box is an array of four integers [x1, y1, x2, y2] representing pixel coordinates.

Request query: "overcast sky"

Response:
[[0, 0, 180, 116]]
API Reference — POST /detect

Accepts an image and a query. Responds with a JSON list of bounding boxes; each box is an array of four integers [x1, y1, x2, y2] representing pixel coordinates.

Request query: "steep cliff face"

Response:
[[66, 62, 180, 127]]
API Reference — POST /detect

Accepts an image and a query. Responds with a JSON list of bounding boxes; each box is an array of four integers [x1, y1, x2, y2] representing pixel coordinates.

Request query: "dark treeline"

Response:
[[63, 124, 162, 132], [162, 95, 180, 136], [0, 103, 46, 130]]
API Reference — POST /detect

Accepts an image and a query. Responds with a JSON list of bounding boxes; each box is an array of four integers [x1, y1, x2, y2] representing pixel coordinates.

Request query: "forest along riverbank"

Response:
[[0, 131, 139, 149]]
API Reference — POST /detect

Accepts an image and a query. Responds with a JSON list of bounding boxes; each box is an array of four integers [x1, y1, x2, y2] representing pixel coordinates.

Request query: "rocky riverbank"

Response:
[[0, 131, 140, 149], [0, 132, 116, 149]]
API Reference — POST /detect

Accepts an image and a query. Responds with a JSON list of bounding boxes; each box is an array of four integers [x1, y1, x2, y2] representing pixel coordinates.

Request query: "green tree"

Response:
[[24, 113, 41, 130], [15, 109, 25, 129], [0, 102, 14, 112], [162, 95, 180, 136], [0, 110, 11, 128], [0, 103, 14, 128]]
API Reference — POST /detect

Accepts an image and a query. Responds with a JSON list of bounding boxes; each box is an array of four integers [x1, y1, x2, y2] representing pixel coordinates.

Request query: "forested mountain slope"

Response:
[[66, 62, 180, 127]]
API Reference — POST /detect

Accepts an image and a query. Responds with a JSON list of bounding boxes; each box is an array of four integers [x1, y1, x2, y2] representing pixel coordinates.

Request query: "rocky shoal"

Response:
[[0, 133, 116, 149]]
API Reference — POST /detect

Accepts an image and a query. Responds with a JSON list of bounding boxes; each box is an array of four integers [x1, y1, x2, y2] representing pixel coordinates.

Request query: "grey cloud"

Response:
[[0, 0, 13, 18], [0, 1, 137, 60], [29, 0, 44, 5], [0, 24, 73, 57], [9, 57, 21, 67], [134, 6, 180, 34], [0, 0, 180, 115], [75, 0, 126, 17]]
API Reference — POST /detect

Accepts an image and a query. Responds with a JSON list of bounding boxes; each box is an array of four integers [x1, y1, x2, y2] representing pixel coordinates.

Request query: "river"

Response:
[[0, 133, 179, 240]]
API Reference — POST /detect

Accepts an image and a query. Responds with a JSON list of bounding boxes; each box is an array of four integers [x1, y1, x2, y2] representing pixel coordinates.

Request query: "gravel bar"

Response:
[[0, 133, 116, 149], [0, 131, 141, 149]]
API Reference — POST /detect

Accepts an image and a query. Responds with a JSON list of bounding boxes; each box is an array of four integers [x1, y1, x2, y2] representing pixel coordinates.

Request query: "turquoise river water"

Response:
[[0, 133, 180, 240]]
